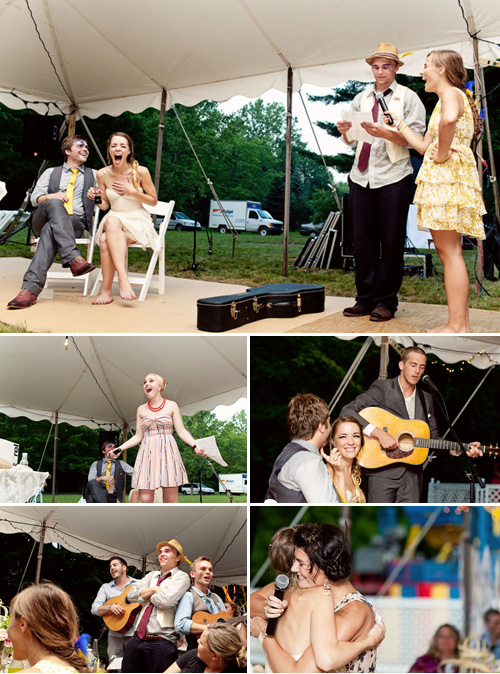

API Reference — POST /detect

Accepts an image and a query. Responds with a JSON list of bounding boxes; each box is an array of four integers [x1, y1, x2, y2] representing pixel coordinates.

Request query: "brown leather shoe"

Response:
[[343, 303, 373, 317], [7, 288, 38, 309], [70, 256, 96, 277], [370, 306, 395, 322]]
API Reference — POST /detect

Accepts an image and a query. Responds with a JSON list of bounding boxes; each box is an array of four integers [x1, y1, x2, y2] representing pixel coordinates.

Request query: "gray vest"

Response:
[[186, 588, 224, 651], [96, 459, 126, 502], [265, 441, 309, 503], [47, 165, 95, 230]]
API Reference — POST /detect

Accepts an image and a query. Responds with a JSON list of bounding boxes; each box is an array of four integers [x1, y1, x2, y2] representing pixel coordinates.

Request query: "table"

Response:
[[0, 467, 50, 502]]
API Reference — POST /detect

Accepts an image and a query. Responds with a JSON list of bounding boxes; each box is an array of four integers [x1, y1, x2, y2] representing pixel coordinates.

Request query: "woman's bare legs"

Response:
[[429, 229, 471, 333], [92, 231, 115, 304], [138, 488, 155, 503], [162, 486, 179, 503], [99, 216, 136, 301]]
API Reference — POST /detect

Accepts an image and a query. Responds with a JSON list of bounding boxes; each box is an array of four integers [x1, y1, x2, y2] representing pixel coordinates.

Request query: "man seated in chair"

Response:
[[86, 441, 134, 503], [7, 134, 97, 309]]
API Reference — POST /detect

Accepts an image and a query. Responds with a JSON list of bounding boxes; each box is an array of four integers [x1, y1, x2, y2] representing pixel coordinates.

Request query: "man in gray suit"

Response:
[[7, 134, 96, 309], [341, 346, 482, 502]]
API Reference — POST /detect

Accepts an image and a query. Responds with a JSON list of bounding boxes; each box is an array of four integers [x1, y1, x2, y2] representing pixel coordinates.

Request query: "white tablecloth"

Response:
[[0, 468, 50, 502]]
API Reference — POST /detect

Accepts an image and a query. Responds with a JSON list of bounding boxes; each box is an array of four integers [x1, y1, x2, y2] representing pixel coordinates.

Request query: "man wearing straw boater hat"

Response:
[[122, 539, 190, 673], [337, 42, 426, 322]]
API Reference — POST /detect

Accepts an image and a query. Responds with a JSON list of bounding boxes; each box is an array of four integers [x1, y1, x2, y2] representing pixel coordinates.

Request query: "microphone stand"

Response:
[[196, 455, 234, 504], [425, 385, 484, 503], [182, 186, 204, 276]]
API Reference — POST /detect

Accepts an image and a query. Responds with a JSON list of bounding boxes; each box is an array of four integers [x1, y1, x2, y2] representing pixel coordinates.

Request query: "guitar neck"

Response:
[[416, 438, 485, 454]]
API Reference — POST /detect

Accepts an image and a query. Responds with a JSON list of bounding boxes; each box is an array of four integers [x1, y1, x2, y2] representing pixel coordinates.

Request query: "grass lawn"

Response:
[[42, 492, 247, 504], [2, 227, 499, 330]]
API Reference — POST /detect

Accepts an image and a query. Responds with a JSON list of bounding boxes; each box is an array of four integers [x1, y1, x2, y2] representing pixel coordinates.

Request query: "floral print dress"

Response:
[[414, 89, 485, 239], [332, 592, 379, 673]]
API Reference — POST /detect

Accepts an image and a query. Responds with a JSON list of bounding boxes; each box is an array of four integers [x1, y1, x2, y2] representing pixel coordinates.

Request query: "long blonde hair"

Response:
[[206, 623, 247, 669], [428, 49, 483, 139], [11, 583, 89, 673]]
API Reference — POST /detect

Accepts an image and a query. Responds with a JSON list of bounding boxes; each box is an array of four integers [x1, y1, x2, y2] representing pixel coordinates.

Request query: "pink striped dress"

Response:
[[132, 415, 188, 489]]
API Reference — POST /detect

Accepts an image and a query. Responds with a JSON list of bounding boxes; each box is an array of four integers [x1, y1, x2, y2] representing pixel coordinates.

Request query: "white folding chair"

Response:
[[91, 199, 175, 302], [35, 205, 100, 296]]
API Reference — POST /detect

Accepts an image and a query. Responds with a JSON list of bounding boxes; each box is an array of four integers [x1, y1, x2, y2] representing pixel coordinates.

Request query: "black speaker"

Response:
[[98, 430, 120, 452], [22, 116, 61, 160]]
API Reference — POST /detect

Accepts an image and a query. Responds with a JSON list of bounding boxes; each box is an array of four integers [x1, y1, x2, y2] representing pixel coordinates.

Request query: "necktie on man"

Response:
[[64, 168, 79, 214], [136, 572, 171, 639], [104, 460, 112, 491], [357, 89, 392, 173]]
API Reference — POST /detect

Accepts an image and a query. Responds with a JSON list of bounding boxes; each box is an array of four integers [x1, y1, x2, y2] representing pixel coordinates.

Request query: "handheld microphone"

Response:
[[265, 574, 289, 636], [375, 92, 393, 126], [421, 374, 440, 394]]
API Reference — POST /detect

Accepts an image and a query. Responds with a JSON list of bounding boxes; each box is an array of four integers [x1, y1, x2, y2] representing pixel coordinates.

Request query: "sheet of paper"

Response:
[[195, 435, 228, 467], [341, 110, 374, 143]]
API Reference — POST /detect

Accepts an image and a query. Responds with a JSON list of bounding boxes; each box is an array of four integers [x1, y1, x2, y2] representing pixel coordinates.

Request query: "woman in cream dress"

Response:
[[91, 131, 160, 304]]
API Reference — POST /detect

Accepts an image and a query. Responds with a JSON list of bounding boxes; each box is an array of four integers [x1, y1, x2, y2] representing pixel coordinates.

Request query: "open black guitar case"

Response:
[[197, 283, 325, 332]]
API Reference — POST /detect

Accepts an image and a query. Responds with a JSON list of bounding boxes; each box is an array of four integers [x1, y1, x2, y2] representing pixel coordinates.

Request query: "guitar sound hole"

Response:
[[398, 432, 415, 452]]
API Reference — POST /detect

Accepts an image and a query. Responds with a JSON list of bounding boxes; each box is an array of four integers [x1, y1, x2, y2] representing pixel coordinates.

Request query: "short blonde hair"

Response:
[[146, 373, 166, 393]]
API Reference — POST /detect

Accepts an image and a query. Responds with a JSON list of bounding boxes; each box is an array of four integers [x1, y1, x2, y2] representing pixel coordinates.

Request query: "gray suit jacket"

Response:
[[340, 376, 439, 479]]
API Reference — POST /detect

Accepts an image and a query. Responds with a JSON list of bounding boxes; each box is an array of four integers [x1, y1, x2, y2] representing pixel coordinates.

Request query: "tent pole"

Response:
[[35, 519, 47, 584], [68, 106, 77, 136], [154, 89, 167, 193], [122, 423, 129, 502], [472, 34, 484, 286], [282, 66, 293, 277], [141, 554, 147, 575], [328, 337, 373, 413], [378, 337, 389, 380], [51, 411, 59, 503]]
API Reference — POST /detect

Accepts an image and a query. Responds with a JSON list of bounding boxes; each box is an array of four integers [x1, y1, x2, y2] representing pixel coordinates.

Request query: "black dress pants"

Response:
[[348, 174, 413, 313], [121, 634, 177, 673]]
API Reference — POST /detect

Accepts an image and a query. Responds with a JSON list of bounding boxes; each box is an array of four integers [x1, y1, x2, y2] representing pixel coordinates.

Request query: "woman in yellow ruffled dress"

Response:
[[386, 50, 485, 333]]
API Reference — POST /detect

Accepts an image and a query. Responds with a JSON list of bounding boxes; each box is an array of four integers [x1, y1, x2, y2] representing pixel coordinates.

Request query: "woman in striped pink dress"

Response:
[[114, 373, 205, 503]]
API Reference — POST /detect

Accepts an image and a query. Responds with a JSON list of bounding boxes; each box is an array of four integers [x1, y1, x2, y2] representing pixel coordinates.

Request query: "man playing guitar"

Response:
[[340, 346, 482, 502], [91, 556, 138, 663]]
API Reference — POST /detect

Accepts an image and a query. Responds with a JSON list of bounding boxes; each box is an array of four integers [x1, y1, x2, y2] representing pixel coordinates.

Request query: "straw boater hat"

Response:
[[156, 539, 185, 564], [366, 42, 404, 67]]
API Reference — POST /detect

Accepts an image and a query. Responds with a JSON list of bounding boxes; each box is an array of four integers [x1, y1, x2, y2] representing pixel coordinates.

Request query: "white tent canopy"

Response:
[[0, 335, 247, 429], [0, 505, 247, 585], [1, 0, 499, 118]]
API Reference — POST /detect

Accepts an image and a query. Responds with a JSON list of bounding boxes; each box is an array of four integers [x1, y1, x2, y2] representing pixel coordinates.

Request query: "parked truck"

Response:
[[218, 473, 247, 494], [209, 200, 283, 236]]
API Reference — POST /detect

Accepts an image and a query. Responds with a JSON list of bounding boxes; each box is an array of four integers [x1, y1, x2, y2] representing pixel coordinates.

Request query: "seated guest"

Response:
[[174, 557, 226, 651], [7, 582, 90, 672], [165, 623, 247, 673], [7, 135, 96, 310], [86, 441, 133, 503], [409, 624, 460, 672], [482, 609, 500, 660], [223, 602, 246, 643]]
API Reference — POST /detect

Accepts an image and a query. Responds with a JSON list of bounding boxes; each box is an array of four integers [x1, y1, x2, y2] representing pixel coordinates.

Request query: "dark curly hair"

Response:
[[293, 522, 352, 583]]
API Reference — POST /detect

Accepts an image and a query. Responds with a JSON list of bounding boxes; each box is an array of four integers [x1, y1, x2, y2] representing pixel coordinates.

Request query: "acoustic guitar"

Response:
[[192, 610, 247, 626], [356, 407, 499, 469], [103, 585, 141, 633]]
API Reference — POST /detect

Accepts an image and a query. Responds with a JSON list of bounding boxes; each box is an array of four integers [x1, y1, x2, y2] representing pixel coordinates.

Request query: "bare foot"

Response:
[[118, 280, 137, 301], [92, 293, 114, 305], [425, 324, 470, 333]]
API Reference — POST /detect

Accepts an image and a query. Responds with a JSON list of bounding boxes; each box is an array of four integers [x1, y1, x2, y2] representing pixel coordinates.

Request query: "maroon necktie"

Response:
[[357, 89, 391, 172], [136, 572, 171, 639]]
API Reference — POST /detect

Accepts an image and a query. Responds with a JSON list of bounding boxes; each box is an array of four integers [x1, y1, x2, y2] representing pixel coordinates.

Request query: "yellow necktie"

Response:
[[64, 168, 79, 214], [105, 460, 112, 491]]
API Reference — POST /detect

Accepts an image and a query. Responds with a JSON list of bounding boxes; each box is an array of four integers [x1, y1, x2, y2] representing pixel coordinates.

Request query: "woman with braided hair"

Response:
[[7, 583, 90, 672], [250, 523, 385, 672], [384, 49, 485, 333]]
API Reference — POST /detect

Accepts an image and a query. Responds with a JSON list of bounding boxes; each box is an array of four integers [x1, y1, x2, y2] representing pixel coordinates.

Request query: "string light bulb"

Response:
[[64, 336, 69, 350]]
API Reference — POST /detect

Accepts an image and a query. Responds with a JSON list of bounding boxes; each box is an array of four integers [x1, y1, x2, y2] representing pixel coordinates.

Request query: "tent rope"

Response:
[[17, 538, 38, 594], [24, 0, 75, 104], [171, 105, 239, 252], [213, 519, 246, 568], [298, 90, 342, 211], [37, 421, 54, 471]]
